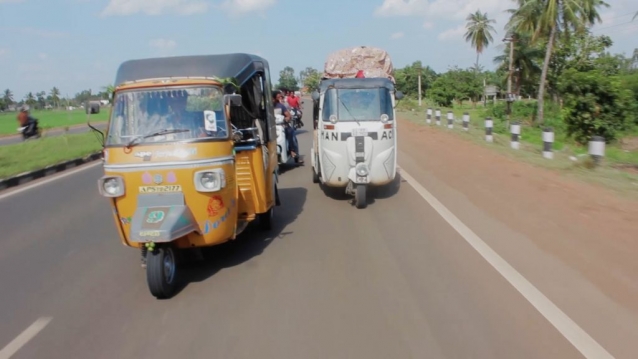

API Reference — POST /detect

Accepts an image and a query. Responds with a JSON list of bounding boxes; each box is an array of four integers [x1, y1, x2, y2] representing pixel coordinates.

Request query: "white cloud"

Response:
[[0, 0, 26, 3], [38, 53, 48, 60], [0, 48, 8, 58], [219, 0, 276, 15], [390, 31, 404, 39], [101, 0, 209, 16], [423, 21, 434, 29], [438, 25, 466, 41], [375, 0, 511, 33], [149, 38, 177, 51]]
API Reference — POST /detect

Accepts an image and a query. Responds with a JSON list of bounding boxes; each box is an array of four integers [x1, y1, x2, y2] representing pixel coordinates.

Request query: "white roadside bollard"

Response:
[[462, 112, 469, 131], [426, 108, 432, 124], [588, 135, 605, 166], [510, 121, 520, 150], [435, 109, 441, 126], [447, 111, 454, 129], [542, 127, 554, 159], [485, 117, 493, 142]]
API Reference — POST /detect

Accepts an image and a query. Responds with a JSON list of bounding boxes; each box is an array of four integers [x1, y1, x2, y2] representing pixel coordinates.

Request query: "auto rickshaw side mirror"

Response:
[[395, 91, 404, 100], [311, 91, 320, 101], [223, 94, 242, 107]]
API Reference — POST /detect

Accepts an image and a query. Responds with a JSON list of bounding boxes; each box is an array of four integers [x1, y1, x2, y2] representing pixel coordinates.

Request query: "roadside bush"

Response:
[[558, 68, 633, 144], [483, 100, 562, 126]]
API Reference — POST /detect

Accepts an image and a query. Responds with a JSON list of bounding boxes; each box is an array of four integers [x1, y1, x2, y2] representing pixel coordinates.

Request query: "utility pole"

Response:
[[503, 35, 516, 130], [417, 66, 422, 107]]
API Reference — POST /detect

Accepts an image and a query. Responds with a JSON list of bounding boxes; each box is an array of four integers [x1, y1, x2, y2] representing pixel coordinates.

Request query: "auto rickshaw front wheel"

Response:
[[355, 184, 367, 209], [146, 246, 177, 299]]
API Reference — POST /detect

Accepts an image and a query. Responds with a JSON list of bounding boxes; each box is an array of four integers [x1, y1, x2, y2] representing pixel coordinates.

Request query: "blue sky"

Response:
[[0, 0, 636, 100]]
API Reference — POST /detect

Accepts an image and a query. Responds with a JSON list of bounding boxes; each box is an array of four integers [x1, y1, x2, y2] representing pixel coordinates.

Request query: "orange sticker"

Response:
[[207, 195, 225, 217]]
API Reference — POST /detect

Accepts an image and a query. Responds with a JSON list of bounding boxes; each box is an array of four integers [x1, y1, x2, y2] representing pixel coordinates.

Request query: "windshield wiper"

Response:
[[125, 128, 190, 148], [338, 97, 360, 126]]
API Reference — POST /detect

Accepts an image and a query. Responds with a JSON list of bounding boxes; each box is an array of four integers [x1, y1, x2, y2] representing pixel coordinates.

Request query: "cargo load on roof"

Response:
[[322, 46, 395, 83]]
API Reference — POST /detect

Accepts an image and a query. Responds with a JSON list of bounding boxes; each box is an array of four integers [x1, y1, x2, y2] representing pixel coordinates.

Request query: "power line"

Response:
[[592, 20, 635, 32]]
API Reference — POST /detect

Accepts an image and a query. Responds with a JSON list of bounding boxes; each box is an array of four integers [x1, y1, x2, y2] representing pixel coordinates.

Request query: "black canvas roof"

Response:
[[114, 53, 268, 87], [319, 78, 395, 92]]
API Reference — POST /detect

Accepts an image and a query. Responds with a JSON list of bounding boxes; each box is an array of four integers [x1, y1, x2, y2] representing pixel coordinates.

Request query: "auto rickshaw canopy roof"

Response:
[[319, 78, 395, 92], [114, 53, 269, 88]]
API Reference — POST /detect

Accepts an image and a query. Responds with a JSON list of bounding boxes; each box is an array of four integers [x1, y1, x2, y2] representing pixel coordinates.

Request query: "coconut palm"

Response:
[[3, 89, 13, 104], [464, 10, 497, 72], [494, 32, 544, 95], [507, 0, 609, 124]]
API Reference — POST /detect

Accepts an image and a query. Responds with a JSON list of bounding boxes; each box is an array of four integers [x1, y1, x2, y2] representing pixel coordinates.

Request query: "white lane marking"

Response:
[[0, 162, 101, 201], [400, 168, 615, 359], [0, 317, 52, 359]]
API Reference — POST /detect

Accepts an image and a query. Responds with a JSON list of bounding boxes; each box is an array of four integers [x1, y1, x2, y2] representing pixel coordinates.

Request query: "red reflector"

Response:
[[383, 124, 392, 129], [324, 125, 335, 130]]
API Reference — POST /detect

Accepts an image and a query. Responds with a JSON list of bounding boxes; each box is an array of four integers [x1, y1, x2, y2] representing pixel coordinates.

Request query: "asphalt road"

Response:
[[0, 122, 107, 146], [0, 108, 634, 359]]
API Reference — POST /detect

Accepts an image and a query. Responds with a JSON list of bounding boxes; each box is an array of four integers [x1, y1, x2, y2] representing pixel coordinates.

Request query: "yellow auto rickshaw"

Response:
[[94, 54, 280, 299]]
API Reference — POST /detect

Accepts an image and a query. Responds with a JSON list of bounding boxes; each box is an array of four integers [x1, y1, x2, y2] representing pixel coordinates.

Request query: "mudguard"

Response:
[[129, 193, 199, 243]]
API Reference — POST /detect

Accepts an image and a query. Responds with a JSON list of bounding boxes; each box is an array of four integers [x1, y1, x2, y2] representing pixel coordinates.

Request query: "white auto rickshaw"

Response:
[[310, 76, 403, 208]]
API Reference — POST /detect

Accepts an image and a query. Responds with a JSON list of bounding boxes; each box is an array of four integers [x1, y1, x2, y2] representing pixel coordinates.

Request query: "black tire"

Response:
[[355, 184, 367, 209], [146, 246, 177, 299], [312, 166, 320, 183], [259, 174, 276, 230]]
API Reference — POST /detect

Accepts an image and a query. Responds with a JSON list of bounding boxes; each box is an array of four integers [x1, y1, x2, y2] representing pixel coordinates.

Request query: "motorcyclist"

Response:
[[273, 91, 303, 164], [17, 109, 40, 140], [287, 90, 303, 127]]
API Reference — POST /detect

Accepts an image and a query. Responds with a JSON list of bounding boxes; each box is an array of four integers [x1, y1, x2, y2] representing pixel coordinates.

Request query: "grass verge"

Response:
[[399, 110, 638, 200], [0, 109, 109, 136], [0, 132, 102, 179]]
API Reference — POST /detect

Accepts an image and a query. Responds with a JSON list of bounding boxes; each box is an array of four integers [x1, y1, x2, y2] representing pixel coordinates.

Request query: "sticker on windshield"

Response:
[[204, 110, 217, 132]]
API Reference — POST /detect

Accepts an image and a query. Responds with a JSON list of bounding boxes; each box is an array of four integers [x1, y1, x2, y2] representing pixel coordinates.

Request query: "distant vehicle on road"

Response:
[[311, 46, 403, 209]]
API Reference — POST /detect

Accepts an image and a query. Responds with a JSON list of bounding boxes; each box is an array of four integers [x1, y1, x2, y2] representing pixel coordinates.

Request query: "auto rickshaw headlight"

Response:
[[380, 114, 389, 123], [97, 176, 125, 197], [194, 169, 226, 192], [355, 163, 369, 176], [329, 115, 338, 124]]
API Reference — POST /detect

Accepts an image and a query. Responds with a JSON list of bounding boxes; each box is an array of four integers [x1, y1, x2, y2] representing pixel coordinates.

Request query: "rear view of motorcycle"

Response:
[[290, 108, 304, 129]]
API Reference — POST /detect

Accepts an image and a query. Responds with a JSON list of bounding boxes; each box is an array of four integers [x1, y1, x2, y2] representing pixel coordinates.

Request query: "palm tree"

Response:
[[3, 89, 13, 104], [508, 0, 608, 124], [464, 10, 497, 72], [494, 32, 544, 95], [50, 86, 60, 108]]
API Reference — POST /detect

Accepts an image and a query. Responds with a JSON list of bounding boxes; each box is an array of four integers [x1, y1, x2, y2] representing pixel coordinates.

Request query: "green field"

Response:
[[0, 132, 102, 179], [0, 109, 109, 136]]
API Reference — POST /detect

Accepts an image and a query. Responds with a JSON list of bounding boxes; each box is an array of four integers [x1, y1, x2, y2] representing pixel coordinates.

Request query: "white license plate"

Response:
[[352, 128, 368, 137], [355, 152, 365, 157], [356, 176, 368, 183]]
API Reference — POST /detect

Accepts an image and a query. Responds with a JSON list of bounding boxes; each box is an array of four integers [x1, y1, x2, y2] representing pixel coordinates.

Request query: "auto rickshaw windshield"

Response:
[[105, 86, 229, 146], [322, 87, 394, 122]]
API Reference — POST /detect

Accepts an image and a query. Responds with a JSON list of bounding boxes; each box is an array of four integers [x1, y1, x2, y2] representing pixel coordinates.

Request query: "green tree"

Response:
[[427, 67, 482, 107], [277, 66, 298, 91], [102, 84, 115, 100], [24, 92, 36, 108], [507, 0, 609, 124], [36, 91, 46, 109], [50, 86, 61, 108], [494, 32, 543, 96], [464, 10, 497, 71], [394, 61, 437, 97], [3, 89, 13, 104], [299, 67, 320, 91], [559, 68, 633, 144]]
